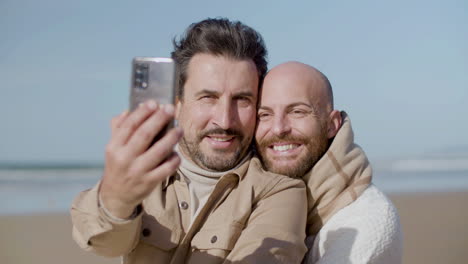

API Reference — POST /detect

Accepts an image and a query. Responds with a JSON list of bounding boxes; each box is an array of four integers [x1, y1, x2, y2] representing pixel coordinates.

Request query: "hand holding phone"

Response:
[[98, 57, 182, 219], [130, 57, 176, 143]]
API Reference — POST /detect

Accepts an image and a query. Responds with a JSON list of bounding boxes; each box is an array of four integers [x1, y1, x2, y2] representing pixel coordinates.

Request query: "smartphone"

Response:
[[129, 57, 176, 144]]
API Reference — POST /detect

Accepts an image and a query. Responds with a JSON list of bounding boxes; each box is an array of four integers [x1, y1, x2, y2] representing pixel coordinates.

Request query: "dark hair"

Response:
[[171, 18, 268, 99]]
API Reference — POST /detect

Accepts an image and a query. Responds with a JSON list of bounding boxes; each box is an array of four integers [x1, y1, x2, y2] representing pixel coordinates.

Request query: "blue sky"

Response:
[[1, 0, 467, 163]]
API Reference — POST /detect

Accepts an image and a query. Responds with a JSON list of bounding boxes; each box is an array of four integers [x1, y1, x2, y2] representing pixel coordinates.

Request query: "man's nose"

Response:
[[272, 115, 291, 137], [213, 100, 235, 129]]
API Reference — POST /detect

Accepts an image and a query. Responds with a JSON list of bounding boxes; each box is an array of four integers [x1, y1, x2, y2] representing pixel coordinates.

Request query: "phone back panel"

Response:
[[129, 57, 176, 111]]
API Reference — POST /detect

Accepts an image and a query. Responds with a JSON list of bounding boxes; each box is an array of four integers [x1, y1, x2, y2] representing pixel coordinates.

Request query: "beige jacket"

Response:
[[71, 157, 307, 264]]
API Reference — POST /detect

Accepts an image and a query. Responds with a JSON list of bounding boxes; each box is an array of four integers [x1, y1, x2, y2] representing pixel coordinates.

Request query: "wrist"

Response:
[[98, 192, 138, 220]]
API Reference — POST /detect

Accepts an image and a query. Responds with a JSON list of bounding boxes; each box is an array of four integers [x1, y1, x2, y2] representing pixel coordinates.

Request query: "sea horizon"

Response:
[[1, 159, 467, 215]]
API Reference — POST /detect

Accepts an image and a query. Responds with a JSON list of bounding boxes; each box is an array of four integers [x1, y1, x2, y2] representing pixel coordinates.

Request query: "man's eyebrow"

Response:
[[258, 105, 273, 111], [286, 102, 314, 109], [258, 102, 319, 114], [194, 89, 220, 97], [193, 90, 254, 98], [258, 102, 311, 111], [233, 91, 255, 98]]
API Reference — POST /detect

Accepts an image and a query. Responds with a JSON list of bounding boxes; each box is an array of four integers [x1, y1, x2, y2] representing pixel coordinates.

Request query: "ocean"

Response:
[[1, 167, 467, 215]]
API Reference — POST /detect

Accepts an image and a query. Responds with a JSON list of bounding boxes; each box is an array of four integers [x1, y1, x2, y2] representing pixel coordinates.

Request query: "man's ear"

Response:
[[327, 110, 342, 139]]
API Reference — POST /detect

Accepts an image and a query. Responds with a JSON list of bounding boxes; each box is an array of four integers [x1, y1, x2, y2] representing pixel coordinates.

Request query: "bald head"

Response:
[[255, 61, 342, 177], [262, 61, 334, 115]]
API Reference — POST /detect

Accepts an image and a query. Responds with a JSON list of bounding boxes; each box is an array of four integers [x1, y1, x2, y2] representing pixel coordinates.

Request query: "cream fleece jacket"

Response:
[[305, 184, 403, 264]]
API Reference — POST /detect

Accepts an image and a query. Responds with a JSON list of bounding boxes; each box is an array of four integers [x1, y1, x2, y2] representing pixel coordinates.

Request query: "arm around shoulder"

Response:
[[226, 177, 308, 264]]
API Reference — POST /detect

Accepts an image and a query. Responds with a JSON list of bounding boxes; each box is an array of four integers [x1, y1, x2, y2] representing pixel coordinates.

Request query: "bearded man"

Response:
[[71, 20, 307, 264], [255, 61, 403, 264]]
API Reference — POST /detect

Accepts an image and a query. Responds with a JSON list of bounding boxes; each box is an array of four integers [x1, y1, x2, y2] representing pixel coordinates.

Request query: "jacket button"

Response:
[[180, 201, 189, 210], [211, 235, 217, 243], [142, 228, 151, 237]]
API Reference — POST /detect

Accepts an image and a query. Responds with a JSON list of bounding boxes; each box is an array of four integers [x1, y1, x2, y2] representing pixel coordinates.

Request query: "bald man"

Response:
[[255, 62, 403, 264]]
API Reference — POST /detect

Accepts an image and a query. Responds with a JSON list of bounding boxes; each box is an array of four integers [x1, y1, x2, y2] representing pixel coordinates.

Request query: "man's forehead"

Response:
[[184, 54, 259, 95], [259, 92, 313, 110], [261, 78, 313, 104], [260, 63, 328, 107]]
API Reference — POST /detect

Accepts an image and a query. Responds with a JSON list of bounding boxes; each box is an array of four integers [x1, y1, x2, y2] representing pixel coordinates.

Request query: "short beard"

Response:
[[179, 128, 250, 172], [256, 125, 329, 178]]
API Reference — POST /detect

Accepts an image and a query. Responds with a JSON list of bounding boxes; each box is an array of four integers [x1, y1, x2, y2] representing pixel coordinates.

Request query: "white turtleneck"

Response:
[[176, 145, 251, 223]]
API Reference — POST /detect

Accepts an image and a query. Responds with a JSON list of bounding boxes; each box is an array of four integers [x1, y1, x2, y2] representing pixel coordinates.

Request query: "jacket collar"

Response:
[[162, 149, 252, 190]]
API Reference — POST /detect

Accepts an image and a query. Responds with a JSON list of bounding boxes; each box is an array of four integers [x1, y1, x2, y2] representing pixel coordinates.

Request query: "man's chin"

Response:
[[262, 158, 310, 178], [264, 155, 297, 167], [181, 137, 250, 171], [198, 155, 239, 171], [195, 148, 244, 171]]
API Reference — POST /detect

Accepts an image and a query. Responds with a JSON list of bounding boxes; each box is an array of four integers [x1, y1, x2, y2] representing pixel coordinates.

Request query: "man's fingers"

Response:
[[126, 104, 176, 155], [146, 152, 181, 185], [110, 110, 129, 136], [113, 100, 159, 146], [135, 127, 183, 171]]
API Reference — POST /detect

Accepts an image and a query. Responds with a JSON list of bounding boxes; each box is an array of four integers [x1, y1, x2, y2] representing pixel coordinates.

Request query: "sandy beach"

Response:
[[1, 190, 467, 264], [389, 191, 468, 264]]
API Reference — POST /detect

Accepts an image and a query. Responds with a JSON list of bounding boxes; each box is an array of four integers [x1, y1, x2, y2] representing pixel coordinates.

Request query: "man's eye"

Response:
[[257, 112, 271, 120], [290, 109, 308, 116], [237, 97, 252, 106], [234, 95, 252, 102], [200, 95, 216, 100]]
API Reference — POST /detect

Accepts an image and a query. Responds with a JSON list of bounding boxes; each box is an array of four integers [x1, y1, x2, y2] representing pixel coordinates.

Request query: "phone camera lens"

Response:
[[134, 63, 149, 89]]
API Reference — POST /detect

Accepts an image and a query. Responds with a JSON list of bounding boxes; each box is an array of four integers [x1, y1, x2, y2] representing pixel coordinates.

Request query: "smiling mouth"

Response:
[[270, 143, 301, 152], [207, 135, 235, 142]]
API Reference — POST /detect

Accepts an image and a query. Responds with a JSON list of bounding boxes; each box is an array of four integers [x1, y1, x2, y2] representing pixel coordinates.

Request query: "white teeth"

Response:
[[273, 144, 297, 151], [212, 137, 231, 142]]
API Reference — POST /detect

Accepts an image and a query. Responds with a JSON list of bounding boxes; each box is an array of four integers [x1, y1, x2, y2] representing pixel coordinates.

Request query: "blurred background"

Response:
[[1, 0, 467, 263]]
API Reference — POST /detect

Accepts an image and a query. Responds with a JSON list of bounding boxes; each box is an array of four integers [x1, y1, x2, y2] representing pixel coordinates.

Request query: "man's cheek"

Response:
[[255, 124, 269, 142], [239, 106, 256, 121]]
